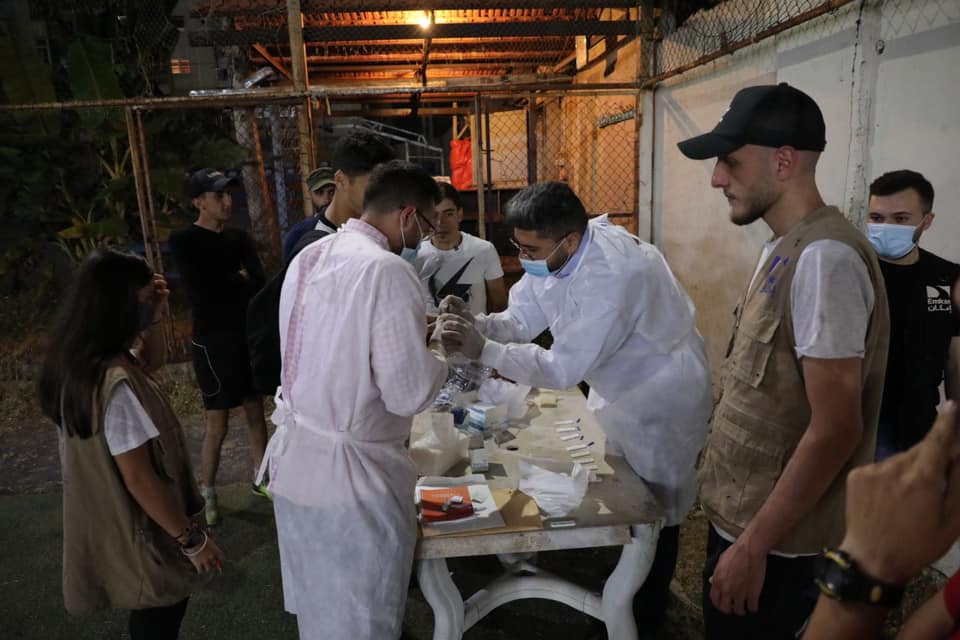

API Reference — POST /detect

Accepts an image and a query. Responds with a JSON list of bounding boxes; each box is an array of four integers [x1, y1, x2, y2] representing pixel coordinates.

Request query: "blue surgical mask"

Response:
[[400, 246, 419, 264], [400, 214, 424, 264], [867, 223, 918, 259], [519, 257, 552, 277], [518, 240, 567, 278]]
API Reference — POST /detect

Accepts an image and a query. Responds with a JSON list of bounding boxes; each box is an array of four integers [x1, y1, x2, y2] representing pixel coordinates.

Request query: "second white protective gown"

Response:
[[475, 218, 711, 525], [262, 218, 447, 640]]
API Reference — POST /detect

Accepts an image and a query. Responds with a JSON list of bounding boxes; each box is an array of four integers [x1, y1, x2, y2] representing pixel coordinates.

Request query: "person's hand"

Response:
[[238, 267, 250, 281], [184, 532, 225, 575], [439, 314, 485, 360], [438, 295, 472, 323], [428, 315, 443, 348], [839, 401, 960, 585], [708, 537, 767, 614], [146, 273, 170, 322]]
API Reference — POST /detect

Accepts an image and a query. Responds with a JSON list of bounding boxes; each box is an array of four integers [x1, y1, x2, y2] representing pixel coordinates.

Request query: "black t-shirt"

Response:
[[169, 224, 266, 337], [879, 249, 960, 426], [878, 261, 914, 422]]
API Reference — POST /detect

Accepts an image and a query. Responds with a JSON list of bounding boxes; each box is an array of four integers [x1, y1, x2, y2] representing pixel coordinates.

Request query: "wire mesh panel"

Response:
[[478, 92, 639, 235], [653, 0, 856, 80], [132, 102, 303, 359]]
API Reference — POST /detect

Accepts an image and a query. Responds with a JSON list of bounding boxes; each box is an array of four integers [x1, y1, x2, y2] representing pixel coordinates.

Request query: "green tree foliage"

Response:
[[0, 1, 248, 290]]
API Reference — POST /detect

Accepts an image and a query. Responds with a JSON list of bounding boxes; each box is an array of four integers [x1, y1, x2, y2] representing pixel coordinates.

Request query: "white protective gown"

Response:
[[261, 219, 447, 639], [475, 218, 711, 525]]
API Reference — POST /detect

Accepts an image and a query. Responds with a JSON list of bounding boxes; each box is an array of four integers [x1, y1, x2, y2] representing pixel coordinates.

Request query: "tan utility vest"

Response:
[[61, 359, 207, 613], [698, 206, 889, 555]]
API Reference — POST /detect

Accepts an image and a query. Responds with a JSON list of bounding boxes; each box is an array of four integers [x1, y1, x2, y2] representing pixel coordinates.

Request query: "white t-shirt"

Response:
[[103, 381, 160, 455], [416, 232, 504, 316], [717, 238, 876, 556], [750, 238, 875, 359]]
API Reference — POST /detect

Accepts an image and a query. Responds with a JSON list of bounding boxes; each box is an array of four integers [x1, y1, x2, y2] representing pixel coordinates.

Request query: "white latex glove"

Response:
[[428, 316, 442, 345], [438, 295, 473, 324], [438, 314, 486, 360]]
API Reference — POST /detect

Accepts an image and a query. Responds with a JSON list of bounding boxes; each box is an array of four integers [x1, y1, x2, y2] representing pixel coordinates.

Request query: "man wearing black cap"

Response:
[[170, 169, 269, 526], [678, 84, 889, 638]]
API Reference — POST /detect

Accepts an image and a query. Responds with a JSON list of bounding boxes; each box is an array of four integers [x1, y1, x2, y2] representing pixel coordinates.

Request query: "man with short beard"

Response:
[[678, 84, 889, 639]]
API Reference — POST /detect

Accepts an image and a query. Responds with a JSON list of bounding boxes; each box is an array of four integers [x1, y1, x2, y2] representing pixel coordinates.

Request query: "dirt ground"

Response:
[[0, 366, 946, 639]]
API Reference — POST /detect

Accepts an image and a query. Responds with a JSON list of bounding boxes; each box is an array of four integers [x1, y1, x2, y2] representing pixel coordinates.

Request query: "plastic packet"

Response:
[[477, 378, 531, 420], [517, 459, 590, 518], [410, 412, 469, 476], [433, 352, 493, 409]]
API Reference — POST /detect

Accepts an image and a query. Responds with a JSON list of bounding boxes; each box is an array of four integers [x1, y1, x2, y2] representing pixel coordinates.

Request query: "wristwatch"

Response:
[[813, 548, 905, 607]]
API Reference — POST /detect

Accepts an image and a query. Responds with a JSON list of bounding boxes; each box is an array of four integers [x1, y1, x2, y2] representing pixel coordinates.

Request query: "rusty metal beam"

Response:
[[309, 62, 536, 74], [190, 1, 639, 15], [0, 81, 642, 113], [332, 107, 471, 117], [190, 20, 637, 45], [419, 26, 432, 87], [252, 43, 293, 80], [305, 37, 571, 48], [255, 50, 570, 64]]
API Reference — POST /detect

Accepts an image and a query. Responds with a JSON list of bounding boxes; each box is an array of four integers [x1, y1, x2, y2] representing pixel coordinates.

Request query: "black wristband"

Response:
[[814, 548, 905, 608]]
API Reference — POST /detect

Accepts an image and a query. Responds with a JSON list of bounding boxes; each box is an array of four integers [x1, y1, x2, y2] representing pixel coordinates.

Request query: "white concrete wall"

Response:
[[644, 0, 960, 388]]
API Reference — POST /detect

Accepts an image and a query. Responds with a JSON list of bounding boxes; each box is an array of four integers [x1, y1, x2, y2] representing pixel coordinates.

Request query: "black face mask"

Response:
[[138, 302, 155, 331]]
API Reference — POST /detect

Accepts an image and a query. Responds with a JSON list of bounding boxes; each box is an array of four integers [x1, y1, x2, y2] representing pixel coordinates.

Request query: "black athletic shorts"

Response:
[[191, 332, 256, 410]]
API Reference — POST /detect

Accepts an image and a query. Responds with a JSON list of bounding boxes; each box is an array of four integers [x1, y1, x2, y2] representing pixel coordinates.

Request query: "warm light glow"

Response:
[[170, 58, 191, 74], [418, 11, 432, 30]]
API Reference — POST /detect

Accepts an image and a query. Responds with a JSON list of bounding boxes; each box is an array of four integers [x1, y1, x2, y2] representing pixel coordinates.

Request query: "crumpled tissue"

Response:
[[518, 459, 590, 518]]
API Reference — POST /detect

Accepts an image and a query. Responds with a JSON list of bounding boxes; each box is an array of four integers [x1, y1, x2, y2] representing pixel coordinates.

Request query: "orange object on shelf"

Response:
[[450, 138, 473, 190], [420, 486, 475, 523]]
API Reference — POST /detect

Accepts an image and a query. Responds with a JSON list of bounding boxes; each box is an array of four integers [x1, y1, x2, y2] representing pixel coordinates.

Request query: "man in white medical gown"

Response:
[[440, 181, 711, 634], [261, 160, 447, 639]]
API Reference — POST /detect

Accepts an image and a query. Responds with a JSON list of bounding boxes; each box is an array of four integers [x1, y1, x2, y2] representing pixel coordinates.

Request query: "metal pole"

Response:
[[125, 108, 155, 268], [135, 110, 163, 274], [526, 94, 538, 186], [471, 94, 486, 240], [287, 0, 315, 217], [126, 107, 174, 356], [270, 106, 289, 232], [483, 107, 492, 189], [134, 109, 175, 353]]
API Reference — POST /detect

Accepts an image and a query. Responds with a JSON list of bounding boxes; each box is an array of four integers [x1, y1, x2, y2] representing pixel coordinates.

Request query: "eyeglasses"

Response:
[[508, 237, 529, 258], [509, 235, 567, 260]]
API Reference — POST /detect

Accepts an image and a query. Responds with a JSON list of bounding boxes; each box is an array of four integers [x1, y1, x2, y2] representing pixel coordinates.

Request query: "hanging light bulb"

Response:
[[418, 10, 433, 30]]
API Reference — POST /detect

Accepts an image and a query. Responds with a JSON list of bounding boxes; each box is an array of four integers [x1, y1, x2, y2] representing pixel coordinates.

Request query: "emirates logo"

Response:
[[927, 285, 951, 313]]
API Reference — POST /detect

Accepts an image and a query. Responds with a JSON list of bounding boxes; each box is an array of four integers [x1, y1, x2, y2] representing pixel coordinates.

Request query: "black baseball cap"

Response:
[[187, 168, 240, 198], [677, 83, 826, 160]]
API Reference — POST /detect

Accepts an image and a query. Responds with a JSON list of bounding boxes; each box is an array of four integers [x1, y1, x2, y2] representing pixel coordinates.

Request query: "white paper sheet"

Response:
[[416, 474, 506, 534]]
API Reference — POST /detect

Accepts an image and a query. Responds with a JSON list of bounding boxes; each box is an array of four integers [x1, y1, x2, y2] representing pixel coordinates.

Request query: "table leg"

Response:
[[417, 558, 465, 640], [600, 521, 663, 640]]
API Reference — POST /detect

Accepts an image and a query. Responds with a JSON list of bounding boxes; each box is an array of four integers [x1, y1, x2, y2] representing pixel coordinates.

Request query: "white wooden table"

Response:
[[412, 389, 665, 640]]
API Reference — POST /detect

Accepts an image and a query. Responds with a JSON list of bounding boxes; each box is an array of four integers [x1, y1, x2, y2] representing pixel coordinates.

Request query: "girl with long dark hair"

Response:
[[38, 248, 224, 639]]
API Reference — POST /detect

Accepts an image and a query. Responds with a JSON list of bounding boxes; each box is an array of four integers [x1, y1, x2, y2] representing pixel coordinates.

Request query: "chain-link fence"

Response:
[[651, 0, 860, 81], [8, 0, 891, 379]]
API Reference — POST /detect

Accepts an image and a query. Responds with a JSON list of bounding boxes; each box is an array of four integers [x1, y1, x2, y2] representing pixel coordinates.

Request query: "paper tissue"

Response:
[[517, 459, 590, 518]]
